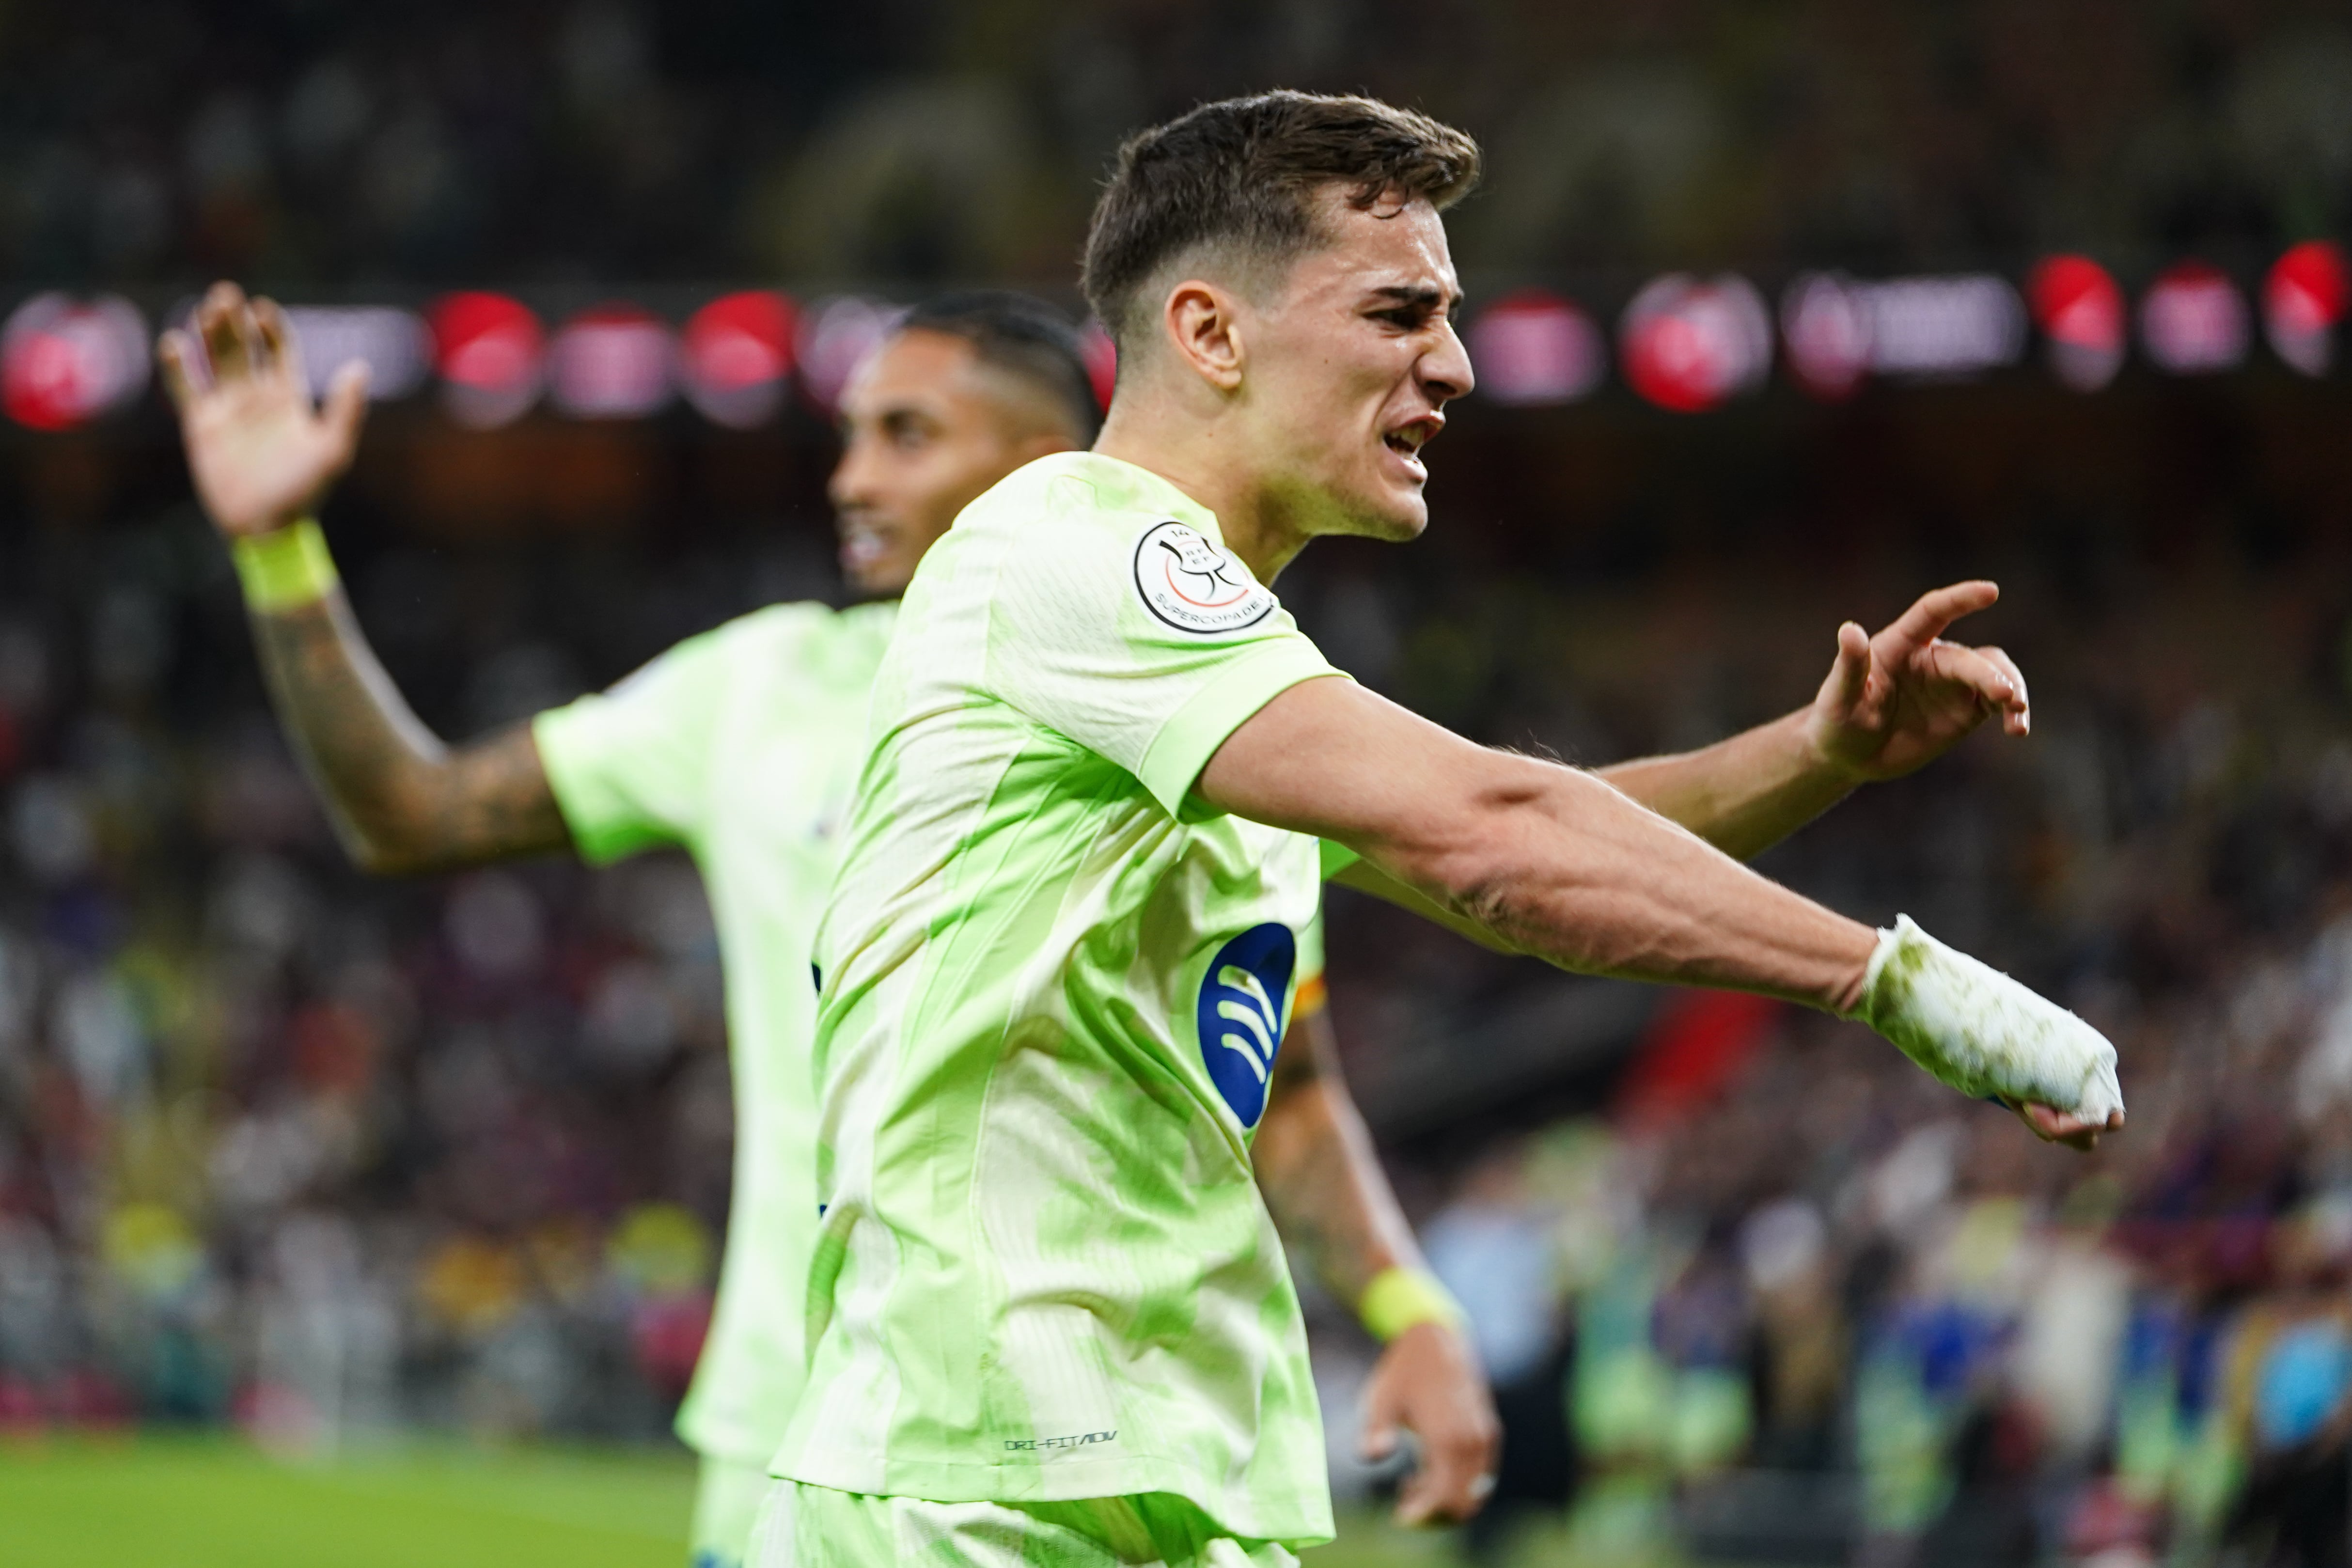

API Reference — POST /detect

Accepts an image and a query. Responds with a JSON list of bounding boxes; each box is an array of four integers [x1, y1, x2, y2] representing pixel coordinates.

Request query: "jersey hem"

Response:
[[771, 1450, 1336, 1550], [674, 1410, 793, 1467]]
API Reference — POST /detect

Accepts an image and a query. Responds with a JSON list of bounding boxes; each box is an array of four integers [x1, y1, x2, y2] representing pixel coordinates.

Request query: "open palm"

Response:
[[1806, 581, 2031, 783], [158, 282, 370, 539]]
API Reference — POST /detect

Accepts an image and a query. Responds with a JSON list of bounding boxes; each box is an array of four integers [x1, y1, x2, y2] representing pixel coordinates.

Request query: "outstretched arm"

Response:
[[160, 282, 570, 875], [1204, 676, 2120, 1148], [1598, 583, 2031, 861], [1255, 997, 1498, 1525]]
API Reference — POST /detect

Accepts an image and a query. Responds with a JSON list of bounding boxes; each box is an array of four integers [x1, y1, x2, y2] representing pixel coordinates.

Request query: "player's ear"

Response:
[[1163, 281, 1245, 393]]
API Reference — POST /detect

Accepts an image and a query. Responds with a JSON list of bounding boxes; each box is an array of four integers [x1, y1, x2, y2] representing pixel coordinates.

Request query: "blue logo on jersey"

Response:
[[1196, 923, 1296, 1128]]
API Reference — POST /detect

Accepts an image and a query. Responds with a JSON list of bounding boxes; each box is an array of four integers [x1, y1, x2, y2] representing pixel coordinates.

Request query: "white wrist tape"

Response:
[[1852, 915, 2123, 1122]]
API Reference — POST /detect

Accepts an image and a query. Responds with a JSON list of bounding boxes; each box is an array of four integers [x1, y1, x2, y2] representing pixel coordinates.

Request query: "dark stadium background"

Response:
[[6, 3, 2352, 1565]]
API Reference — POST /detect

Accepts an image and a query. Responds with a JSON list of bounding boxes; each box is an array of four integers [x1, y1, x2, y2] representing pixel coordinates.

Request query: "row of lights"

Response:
[[1477, 244, 2349, 410], [4, 246, 2346, 432], [1, 290, 850, 434]]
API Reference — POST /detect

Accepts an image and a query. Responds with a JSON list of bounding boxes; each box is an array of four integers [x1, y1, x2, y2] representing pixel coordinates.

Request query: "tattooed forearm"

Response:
[[1253, 1006, 1425, 1307], [249, 590, 570, 875]]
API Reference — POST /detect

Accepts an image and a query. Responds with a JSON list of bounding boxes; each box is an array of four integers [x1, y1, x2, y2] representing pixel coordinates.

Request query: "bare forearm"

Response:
[[1200, 684, 1875, 1012], [1253, 1008, 1422, 1305], [1598, 708, 1855, 862], [249, 591, 567, 873], [1403, 759, 1874, 1009]]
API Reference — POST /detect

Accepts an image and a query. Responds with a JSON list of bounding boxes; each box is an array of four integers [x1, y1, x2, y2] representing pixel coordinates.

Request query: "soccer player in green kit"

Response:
[[768, 93, 2124, 1566], [157, 286, 1496, 1564]]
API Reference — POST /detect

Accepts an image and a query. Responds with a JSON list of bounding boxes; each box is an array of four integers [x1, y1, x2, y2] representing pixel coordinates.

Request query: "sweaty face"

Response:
[[1237, 193, 1472, 542], [829, 329, 1069, 597]]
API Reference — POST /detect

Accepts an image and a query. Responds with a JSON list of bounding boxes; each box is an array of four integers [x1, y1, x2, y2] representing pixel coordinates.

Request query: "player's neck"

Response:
[[1093, 415, 1310, 584]]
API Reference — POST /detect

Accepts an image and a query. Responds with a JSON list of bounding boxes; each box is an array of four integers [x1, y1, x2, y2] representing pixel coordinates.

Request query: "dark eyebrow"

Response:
[[1368, 284, 1465, 313]]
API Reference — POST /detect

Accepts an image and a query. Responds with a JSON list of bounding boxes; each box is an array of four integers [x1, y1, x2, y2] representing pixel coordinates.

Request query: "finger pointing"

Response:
[[1886, 580, 1999, 651]]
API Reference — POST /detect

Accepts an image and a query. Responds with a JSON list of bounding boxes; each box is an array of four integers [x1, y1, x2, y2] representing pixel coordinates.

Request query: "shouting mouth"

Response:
[[1381, 415, 1442, 479]]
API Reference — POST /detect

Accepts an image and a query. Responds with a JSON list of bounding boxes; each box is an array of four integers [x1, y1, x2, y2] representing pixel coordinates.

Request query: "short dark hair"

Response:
[[1081, 91, 1482, 353], [894, 290, 1101, 443]]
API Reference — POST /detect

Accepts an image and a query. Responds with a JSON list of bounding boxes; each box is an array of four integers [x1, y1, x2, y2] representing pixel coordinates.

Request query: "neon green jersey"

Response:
[[532, 597, 898, 1466], [780, 453, 1346, 1547]]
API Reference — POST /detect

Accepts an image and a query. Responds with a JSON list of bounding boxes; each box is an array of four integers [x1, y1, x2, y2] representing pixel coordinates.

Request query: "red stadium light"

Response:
[[680, 291, 796, 429], [428, 292, 545, 429], [1468, 289, 1605, 406], [796, 296, 906, 417], [550, 303, 676, 420], [2141, 260, 2247, 375], [1619, 274, 1770, 413], [2027, 255, 2126, 392], [1080, 320, 1117, 415], [282, 307, 431, 402], [2, 294, 149, 431], [2264, 241, 2348, 378]]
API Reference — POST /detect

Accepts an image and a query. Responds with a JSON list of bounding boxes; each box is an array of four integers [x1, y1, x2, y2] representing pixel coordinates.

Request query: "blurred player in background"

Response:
[[157, 284, 1498, 1567], [768, 91, 2118, 1567]]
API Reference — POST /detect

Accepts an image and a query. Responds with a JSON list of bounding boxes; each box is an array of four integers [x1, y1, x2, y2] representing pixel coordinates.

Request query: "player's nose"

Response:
[[828, 436, 879, 510], [1421, 319, 1474, 406]]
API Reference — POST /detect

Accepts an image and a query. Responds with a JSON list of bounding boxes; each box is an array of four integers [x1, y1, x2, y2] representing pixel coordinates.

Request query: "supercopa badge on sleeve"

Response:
[[1133, 520, 1278, 635]]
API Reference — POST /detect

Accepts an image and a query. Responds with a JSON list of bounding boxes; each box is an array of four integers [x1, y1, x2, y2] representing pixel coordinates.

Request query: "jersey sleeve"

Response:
[[1317, 839, 1361, 879], [982, 502, 1345, 819], [531, 623, 737, 864]]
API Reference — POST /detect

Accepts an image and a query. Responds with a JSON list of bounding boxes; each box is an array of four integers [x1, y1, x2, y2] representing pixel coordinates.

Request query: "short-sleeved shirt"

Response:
[[532, 598, 899, 1466], [777, 452, 1348, 1547]]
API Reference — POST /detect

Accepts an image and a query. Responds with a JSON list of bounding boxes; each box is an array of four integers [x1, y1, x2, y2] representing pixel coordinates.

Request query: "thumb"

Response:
[[323, 361, 372, 457], [1827, 621, 1870, 709], [1359, 1377, 1402, 1462]]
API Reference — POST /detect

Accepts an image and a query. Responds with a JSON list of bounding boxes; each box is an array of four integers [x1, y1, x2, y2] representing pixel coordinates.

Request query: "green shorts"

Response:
[[748, 1480, 1300, 1568], [692, 1455, 775, 1568]]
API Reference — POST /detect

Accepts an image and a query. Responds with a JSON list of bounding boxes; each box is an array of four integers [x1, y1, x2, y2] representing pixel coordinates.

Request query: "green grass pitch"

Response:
[[0, 1433, 1450, 1567], [0, 1434, 700, 1568]]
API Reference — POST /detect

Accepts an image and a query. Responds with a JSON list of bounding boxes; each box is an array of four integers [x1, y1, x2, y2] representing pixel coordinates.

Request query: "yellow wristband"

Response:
[[232, 519, 340, 612], [1358, 1265, 1466, 1344]]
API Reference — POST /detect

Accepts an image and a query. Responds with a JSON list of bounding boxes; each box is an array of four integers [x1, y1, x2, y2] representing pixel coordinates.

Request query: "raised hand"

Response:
[[1805, 581, 2030, 783], [157, 282, 370, 539]]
